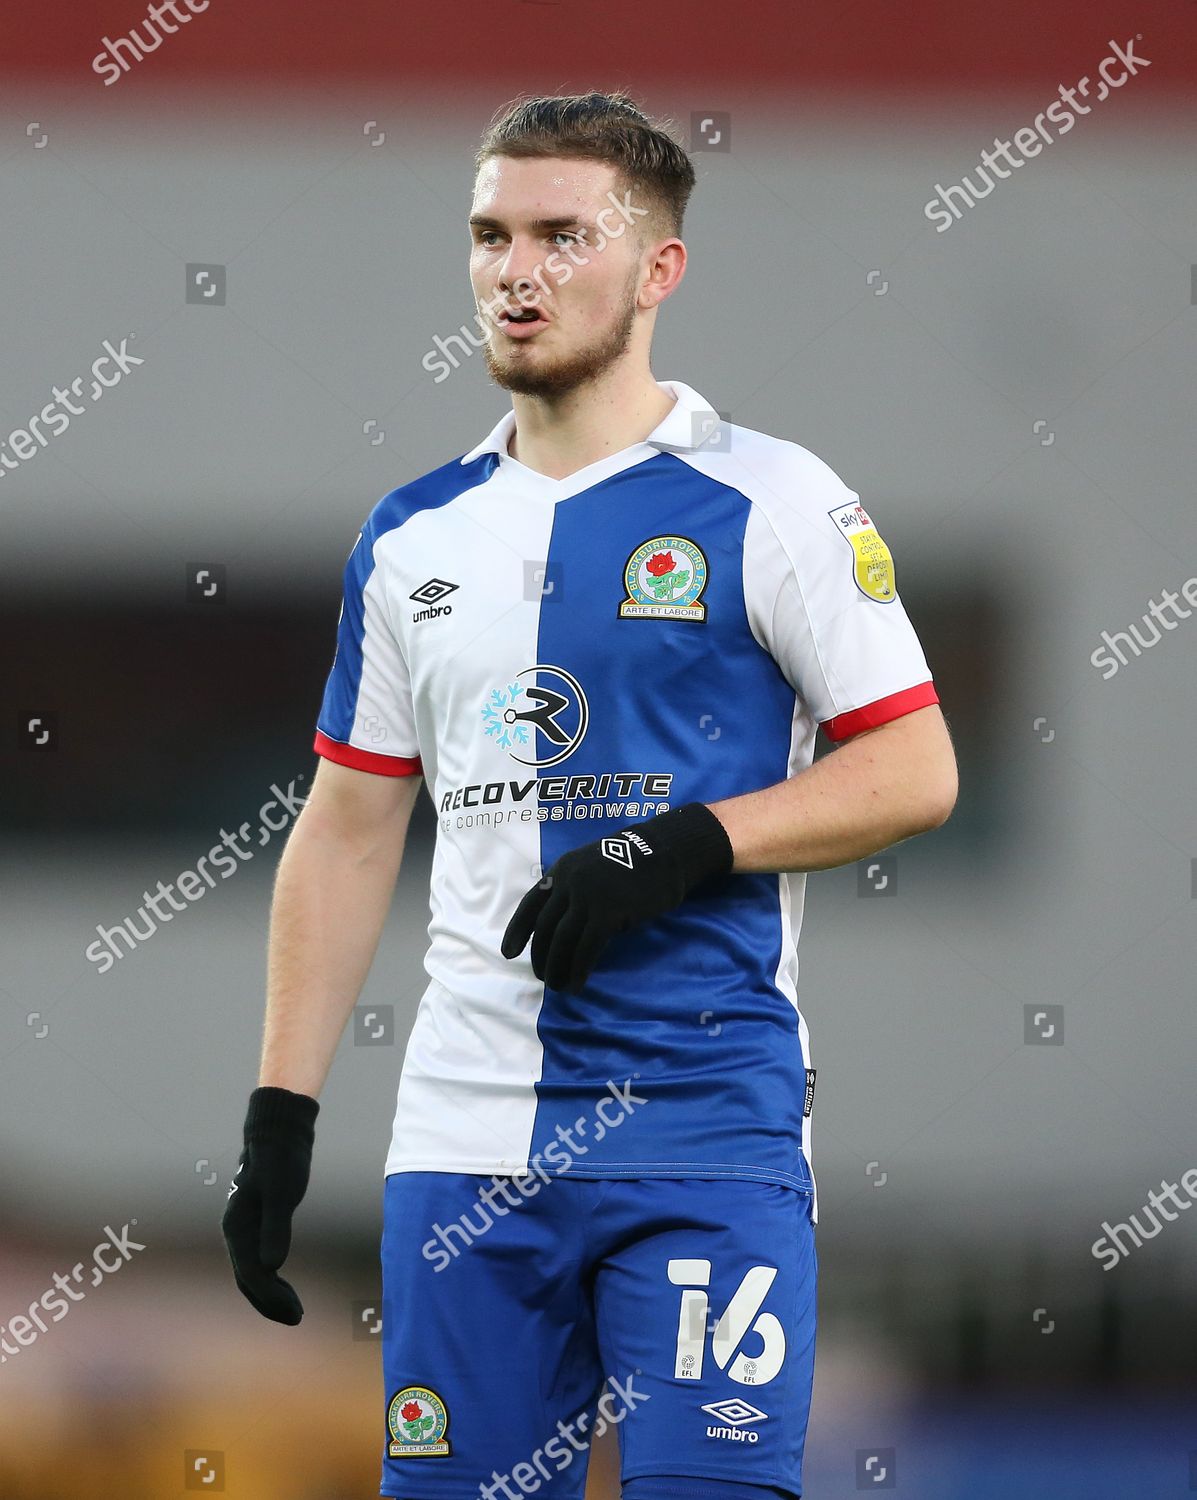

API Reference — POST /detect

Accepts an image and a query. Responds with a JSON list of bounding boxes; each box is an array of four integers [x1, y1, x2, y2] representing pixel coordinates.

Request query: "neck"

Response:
[[506, 368, 676, 481]]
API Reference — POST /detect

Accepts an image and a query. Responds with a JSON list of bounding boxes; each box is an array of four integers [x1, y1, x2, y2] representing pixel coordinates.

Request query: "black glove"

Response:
[[221, 1085, 319, 1325], [501, 802, 734, 994]]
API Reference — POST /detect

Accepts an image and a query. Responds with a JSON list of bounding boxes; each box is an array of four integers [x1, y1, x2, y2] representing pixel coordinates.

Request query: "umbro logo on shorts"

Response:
[[702, 1397, 767, 1426], [701, 1396, 769, 1442]]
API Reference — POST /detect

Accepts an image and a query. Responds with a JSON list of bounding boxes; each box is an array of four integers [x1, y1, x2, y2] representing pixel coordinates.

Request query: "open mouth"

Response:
[[497, 305, 548, 334]]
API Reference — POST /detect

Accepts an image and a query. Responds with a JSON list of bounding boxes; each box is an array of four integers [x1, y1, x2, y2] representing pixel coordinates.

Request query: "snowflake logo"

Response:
[[481, 681, 530, 750]]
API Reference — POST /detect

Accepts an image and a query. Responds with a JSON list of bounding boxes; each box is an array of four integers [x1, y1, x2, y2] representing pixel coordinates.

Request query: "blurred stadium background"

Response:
[[2, 1, 1196, 1494]]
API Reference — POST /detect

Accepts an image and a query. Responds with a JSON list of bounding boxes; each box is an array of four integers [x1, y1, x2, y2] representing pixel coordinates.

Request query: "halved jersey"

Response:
[[314, 380, 939, 1216]]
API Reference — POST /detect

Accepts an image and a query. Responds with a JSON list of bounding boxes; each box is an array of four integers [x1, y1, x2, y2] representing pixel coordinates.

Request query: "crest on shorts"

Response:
[[387, 1385, 451, 1457], [828, 501, 895, 603], [618, 535, 708, 621]]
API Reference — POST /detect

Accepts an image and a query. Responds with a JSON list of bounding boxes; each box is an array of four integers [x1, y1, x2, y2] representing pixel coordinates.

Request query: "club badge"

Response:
[[618, 535, 708, 621], [387, 1386, 451, 1458]]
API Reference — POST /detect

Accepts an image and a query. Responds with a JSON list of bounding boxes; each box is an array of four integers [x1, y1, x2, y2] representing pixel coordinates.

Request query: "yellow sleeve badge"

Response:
[[828, 500, 896, 603]]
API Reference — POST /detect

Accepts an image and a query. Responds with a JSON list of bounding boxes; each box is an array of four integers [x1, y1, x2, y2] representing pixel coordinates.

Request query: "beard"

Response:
[[481, 266, 641, 398]]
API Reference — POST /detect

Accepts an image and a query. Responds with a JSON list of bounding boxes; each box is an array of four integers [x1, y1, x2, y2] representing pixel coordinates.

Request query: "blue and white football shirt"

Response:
[[314, 379, 939, 1213]]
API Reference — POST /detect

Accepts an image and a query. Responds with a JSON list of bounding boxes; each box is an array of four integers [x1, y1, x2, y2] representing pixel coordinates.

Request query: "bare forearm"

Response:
[[257, 804, 407, 1097], [707, 705, 957, 874]]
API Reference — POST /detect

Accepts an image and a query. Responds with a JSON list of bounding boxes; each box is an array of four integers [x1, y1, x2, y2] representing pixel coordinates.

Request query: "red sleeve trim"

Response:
[[313, 729, 423, 777], [821, 681, 939, 744]]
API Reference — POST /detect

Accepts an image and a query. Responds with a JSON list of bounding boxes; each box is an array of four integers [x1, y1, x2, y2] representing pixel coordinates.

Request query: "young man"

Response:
[[223, 92, 957, 1500]]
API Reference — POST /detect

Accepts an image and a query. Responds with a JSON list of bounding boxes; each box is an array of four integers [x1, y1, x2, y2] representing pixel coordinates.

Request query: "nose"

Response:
[[496, 237, 545, 308]]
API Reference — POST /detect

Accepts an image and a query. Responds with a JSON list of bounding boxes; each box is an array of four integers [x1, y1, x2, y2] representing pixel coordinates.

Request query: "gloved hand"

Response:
[[221, 1085, 320, 1325], [501, 802, 733, 994]]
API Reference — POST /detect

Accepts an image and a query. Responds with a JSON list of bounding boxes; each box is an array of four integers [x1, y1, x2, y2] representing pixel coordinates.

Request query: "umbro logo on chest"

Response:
[[410, 577, 458, 622]]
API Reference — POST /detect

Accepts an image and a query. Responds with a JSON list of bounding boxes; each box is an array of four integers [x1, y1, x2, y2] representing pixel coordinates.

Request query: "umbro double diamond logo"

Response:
[[601, 831, 653, 869], [702, 1397, 768, 1426], [410, 577, 458, 622]]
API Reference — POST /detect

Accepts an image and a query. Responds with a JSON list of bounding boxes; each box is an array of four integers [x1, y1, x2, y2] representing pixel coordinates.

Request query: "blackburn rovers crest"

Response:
[[618, 535, 708, 621], [387, 1386, 451, 1457]]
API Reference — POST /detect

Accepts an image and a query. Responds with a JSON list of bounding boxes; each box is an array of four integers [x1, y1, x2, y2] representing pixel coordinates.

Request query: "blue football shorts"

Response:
[[379, 1171, 817, 1499]]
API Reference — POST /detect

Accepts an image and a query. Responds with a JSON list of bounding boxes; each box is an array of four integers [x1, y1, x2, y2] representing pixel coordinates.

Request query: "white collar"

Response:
[[459, 379, 716, 466]]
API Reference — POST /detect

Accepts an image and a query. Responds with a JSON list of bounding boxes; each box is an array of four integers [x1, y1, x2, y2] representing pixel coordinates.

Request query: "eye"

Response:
[[477, 231, 502, 247], [551, 231, 580, 246]]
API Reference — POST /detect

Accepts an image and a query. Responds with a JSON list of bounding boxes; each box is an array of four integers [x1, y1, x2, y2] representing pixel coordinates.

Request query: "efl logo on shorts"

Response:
[[668, 1260, 785, 1386]]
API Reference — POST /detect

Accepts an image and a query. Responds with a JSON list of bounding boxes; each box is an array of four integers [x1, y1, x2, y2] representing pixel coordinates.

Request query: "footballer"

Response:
[[223, 91, 958, 1500]]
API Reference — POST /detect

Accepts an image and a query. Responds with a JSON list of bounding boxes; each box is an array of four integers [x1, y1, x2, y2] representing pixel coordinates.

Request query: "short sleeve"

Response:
[[313, 527, 423, 777], [745, 464, 938, 744]]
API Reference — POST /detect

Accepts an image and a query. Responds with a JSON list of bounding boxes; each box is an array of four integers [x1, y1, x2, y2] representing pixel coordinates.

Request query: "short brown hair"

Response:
[[476, 91, 696, 242]]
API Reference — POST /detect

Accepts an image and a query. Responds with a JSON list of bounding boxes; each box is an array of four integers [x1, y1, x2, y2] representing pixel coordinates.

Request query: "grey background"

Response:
[[3, 100, 1192, 1250], [2, 91, 1196, 1500]]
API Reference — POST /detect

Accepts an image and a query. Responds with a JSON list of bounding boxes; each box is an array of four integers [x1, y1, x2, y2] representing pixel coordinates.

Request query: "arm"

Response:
[[257, 756, 423, 1097], [707, 704, 958, 874]]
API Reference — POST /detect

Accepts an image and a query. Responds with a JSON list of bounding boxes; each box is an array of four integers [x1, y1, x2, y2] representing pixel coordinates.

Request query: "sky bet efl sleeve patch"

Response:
[[828, 499, 896, 603]]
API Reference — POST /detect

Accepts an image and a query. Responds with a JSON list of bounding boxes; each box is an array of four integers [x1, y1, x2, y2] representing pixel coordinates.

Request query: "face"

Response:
[[469, 155, 664, 398]]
